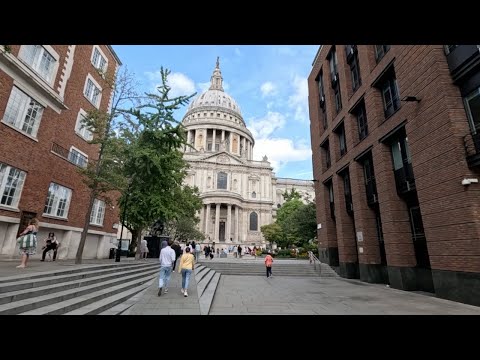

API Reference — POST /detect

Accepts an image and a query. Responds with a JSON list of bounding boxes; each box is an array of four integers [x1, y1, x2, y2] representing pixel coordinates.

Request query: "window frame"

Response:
[[90, 198, 106, 226], [350, 52, 362, 92], [2, 86, 45, 138], [464, 87, 480, 133], [380, 76, 400, 119], [217, 171, 228, 190], [83, 74, 103, 109], [375, 45, 390, 62], [18, 45, 59, 86], [68, 146, 89, 168], [249, 212, 258, 231], [0, 163, 26, 209], [91, 45, 109, 73], [43, 182, 73, 219]]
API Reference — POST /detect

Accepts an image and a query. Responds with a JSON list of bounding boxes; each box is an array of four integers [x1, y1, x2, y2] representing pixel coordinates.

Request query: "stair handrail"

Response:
[[308, 251, 321, 276]]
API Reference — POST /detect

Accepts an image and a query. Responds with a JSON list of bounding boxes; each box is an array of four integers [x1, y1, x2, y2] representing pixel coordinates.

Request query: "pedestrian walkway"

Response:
[[122, 270, 201, 315]]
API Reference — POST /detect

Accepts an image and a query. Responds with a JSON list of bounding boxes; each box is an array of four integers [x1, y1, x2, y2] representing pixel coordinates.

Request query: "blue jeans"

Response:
[[181, 269, 192, 289], [159, 266, 173, 288]]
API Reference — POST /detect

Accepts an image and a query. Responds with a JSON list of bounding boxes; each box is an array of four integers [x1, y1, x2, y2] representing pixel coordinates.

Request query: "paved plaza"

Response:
[[208, 275, 480, 315]]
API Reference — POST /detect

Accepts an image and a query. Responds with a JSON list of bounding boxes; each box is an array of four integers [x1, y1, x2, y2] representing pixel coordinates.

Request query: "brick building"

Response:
[[308, 45, 480, 306], [0, 45, 122, 260]]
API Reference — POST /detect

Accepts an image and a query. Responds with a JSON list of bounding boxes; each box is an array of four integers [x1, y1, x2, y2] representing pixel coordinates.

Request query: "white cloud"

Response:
[[145, 71, 196, 98], [288, 75, 309, 123], [248, 112, 285, 138], [253, 138, 312, 173], [234, 48, 242, 56], [260, 81, 277, 98], [247, 111, 311, 173]]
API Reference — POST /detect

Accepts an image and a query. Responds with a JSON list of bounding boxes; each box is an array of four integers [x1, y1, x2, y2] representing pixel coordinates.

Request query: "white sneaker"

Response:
[[184, 290, 188, 297], [181, 289, 185, 295], [164, 288, 168, 293]]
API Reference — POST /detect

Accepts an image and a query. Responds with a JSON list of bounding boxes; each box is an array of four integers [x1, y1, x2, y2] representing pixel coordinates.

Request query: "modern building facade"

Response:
[[308, 45, 480, 306], [182, 59, 315, 247], [0, 45, 122, 260]]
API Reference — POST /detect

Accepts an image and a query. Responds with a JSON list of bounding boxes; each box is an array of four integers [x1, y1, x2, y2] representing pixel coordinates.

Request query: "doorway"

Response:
[[219, 221, 225, 242]]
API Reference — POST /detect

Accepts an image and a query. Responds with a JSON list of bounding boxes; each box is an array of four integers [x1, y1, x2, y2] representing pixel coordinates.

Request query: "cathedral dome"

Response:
[[185, 57, 243, 121]]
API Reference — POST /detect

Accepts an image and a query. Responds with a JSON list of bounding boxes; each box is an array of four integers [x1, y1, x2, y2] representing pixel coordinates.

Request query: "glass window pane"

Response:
[[391, 141, 403, 170], [467, 90, 480, 131]]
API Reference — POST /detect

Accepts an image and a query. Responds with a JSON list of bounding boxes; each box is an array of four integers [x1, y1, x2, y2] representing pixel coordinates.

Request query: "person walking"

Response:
[[171, 240, 182, 271], [140, 238, 149, 260], [195, 243, 201, 262], [265, 251, 274, 278], [158, 240, 176, 296], [178, 246, 195, 297], [41, 232, 59, 261], [16, 218, 39, 268], [237, 245, 242, 258]]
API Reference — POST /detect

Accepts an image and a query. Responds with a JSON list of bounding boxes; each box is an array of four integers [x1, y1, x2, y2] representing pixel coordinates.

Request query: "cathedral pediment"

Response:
[[197, 151, 246, 166]]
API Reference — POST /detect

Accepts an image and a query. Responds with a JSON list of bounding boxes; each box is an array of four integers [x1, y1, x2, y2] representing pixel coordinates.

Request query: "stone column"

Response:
[[227, 204, 232, 242], [214, 203, 221, 242], [203, 129, 207, 150], [193, 129, 197, 151], [212, 129, 216, 151], [199, 205, 205, 235], [186, 130, 191, 152], [250, 143, 253, 160], [235, 206, 240, 243], [242, 137, 246, 156], [205, 204, 211, 237]]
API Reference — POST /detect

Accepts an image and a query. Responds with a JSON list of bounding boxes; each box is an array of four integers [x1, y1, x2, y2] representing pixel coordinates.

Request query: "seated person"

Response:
[[41, 232, 59, 261]]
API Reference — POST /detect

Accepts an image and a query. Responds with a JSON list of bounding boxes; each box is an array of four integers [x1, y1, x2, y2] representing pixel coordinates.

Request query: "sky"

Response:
[[112, 45, 319, 180]]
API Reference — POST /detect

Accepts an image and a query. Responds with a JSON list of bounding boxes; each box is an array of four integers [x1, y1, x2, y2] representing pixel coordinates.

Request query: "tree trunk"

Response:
[[75, 191, 96, 264], [135, 228, 143, 260]]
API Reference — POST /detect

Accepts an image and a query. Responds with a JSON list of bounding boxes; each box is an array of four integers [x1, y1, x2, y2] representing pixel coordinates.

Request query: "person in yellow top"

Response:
[[178, 246, 195, 297]]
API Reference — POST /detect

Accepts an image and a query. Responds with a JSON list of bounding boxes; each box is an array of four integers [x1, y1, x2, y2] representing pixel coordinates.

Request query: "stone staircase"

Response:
[[0, 262, 158, 315], [197, 260, 339, 278], [193, 263, 221, 315]]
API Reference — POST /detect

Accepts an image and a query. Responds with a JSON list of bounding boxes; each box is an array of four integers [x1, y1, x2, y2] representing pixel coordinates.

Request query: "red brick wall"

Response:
[[309, 45, 480, 273], [0, 45, 120, 235]]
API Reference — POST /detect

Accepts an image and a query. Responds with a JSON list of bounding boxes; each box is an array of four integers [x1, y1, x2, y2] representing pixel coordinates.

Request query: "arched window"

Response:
[[250, 212, 258, 231], [217, 172, 227, 189], [252, 191, 256, 198]]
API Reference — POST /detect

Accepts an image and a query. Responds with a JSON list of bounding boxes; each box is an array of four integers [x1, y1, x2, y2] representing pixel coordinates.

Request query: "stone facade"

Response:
[[182, 59, 315, 247]]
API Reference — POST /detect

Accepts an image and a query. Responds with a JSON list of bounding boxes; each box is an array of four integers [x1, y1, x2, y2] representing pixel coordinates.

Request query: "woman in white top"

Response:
[[140, 238, 149, 260]]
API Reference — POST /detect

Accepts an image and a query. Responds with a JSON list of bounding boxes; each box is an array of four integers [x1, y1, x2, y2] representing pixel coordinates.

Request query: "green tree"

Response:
[[260, 223, 283, 247], [289, 202, 317, 246], [119, 67, 196, 259], [75, 67, 140, 264], [282, 188, 301, 202]]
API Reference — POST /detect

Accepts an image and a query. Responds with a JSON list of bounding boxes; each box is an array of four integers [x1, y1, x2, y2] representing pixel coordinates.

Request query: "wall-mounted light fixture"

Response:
[[401, 96, 421, 103], [462, 178, 479, 186]]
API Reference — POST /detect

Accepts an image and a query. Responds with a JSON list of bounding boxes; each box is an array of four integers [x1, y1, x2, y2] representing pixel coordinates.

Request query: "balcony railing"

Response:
[[394, 162, 416, 195], [464, 131, 480, 168], [51, 142, 88, 169]]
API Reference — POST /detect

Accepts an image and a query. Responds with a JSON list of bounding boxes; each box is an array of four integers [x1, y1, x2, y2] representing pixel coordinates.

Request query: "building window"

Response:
[[464, 86, 480, 133], [90, 198, 106, 225], [217, 172, 227, 189], [391, 133, 415, 195], [43, 183, 72, 218], [326, 180, 335, 220], [375, 45, 390, 62], [348, 52, 361, 92], [444, 45, 458, 55], [91, 46, 108, 72], [329, 47, 338, 80], [249, 212, 258, 231], [18, 45, 57, 83], [68, 147, 88, 168], [75, 109, 93, 141], [0, 163, 26, 208], [207, 143, 212, 151], [362, 153, 378, 206], [353, 101, 368, 140], [341, 169, 353, 215], [252, 191, 256, 198], [334, 85, 342, 113], [375, 67, 400, 119], [215, 143, 220, 151], [317, 71, 326, 109], [321, 140, 331, 170], [84, 75, 102, 108], [335, 122, 347, 157], [3, 86, 44, 137]]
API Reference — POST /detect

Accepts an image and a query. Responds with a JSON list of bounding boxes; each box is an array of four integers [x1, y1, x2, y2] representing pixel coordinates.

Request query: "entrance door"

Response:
[[219, 221, 225, 242], [18, 211, 37, 237]]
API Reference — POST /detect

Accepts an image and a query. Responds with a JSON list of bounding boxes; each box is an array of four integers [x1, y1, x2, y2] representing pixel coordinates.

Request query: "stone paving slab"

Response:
[[209, 275, 480, 315], [122, 270, 201, 315]]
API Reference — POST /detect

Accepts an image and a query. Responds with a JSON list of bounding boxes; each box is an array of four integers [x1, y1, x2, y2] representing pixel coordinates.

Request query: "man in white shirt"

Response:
[[158, 240, 176, 296]]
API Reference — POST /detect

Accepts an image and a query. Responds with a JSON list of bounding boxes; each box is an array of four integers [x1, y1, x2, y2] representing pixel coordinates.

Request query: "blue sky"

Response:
[[112, 45, 319, 180]]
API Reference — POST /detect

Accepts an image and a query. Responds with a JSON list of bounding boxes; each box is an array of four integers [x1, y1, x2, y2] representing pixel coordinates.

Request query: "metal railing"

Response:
[[308, 251, 322, 277], [51, 142, 88, 168]]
